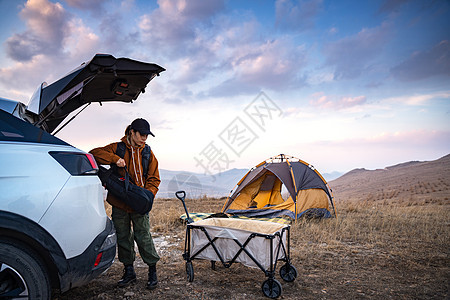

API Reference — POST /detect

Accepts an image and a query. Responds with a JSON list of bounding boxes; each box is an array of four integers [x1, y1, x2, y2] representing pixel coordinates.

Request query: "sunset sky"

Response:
[[0, 0, 449, 175]]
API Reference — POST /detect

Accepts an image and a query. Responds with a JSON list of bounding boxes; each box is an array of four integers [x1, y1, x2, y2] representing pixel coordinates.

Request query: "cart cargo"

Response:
[[190, 218, 287, 270]]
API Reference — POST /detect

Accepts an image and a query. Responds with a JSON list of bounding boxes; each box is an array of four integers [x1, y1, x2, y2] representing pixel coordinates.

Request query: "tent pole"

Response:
[[221, 184, 238, 213], [314, 169, 338, 219], [286, 157, 298, 222]]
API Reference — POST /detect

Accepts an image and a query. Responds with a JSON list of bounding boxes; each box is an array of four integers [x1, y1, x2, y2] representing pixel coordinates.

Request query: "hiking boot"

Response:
[[146, 265, 158, 290], [118, 264, 136, 287]]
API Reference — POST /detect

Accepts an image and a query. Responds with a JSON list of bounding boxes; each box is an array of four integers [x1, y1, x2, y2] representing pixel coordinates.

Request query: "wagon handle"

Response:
[[176, 190, 186, 200], [176, 190, 194, 224]]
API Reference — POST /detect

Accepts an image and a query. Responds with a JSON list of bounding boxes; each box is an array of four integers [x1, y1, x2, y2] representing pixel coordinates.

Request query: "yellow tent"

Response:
[[221, 154, 336, 220]]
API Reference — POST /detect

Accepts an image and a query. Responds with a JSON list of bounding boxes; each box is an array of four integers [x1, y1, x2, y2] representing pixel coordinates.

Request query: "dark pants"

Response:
[[112, 207, 160, 266]]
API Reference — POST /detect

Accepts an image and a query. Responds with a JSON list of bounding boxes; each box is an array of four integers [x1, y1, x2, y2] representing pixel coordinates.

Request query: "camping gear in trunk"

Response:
[[176, 191, 297, 299]]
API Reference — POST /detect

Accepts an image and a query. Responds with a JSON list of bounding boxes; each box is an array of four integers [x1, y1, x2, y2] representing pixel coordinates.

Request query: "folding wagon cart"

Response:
[[176, 191, 297, 299]]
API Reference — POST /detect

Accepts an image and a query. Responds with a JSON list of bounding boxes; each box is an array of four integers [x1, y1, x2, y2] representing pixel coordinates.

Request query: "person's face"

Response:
[[130, 130, 148, 146]]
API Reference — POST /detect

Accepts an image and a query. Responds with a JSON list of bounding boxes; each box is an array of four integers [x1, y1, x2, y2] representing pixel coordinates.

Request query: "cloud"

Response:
[[65, 0, 107, 12], [139, 5, 309, 98], [306, 71, 334, 85], [235, 39, 306, 86], [170, 54, 219, 85], [97, 12, 140, 55], [5, 32, 43, 62], [391, 40, 450, 81], [0, 13, 99, 92], [0, 55, 63, 101], [139, 0, 225, 59], [275, 0, 323, 32], [65, 19, 100, 60], [137, 1, 312, 97], [202, 79, 260, 98], [329, 27, 338, 34], [377, 0, 411, 14], [67, 0, 142, 57], [323, 22, 391, 80], [383, 91, 450, 106], [171, 0, 226, 19], [309, 92, 367, 110], [377, 0, 444, 15], [206, 38, 308, 97], [5, 0, 71, 62], [282, 107, 316, 118]]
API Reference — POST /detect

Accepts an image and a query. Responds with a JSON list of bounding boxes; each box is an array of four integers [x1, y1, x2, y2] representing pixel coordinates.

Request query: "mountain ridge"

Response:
[[329, 154, 450, 204]]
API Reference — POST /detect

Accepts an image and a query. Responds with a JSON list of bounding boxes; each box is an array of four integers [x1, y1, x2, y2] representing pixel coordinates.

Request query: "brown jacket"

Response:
[[90, 136, 161, 213]]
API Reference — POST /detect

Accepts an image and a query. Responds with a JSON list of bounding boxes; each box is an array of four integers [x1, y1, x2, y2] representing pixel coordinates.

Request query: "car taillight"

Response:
[[86, 153, 98, 169], [49, 151, 99, 175], [94, 252, 103, 267]]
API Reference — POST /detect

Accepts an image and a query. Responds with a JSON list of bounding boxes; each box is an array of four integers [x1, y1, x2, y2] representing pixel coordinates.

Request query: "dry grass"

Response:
[[77, 197, 449, 299], [164, 198, 448, 298], [291, 201, 449, 257], [287, 201, 450, 299]]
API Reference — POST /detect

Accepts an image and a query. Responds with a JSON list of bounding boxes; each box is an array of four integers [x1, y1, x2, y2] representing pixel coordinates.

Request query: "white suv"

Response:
[[0, 54, 165, 299]]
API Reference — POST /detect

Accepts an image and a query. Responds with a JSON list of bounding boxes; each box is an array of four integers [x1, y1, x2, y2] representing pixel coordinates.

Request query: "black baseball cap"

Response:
[[131, 118, 155, 137]]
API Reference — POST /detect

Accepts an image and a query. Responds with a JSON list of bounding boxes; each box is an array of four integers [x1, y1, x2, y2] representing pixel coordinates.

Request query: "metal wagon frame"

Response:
[[177, 191, 297, 299]]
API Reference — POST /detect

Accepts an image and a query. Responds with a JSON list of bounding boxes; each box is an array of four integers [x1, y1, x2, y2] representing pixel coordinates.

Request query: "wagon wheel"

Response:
[[261, 278, 282, 299], [279, 263, 297, 282], [186, 262, 194, 282]]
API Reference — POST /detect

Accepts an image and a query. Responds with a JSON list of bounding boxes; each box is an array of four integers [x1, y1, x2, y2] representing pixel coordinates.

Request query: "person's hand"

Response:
[[116, 158, 126, 168]]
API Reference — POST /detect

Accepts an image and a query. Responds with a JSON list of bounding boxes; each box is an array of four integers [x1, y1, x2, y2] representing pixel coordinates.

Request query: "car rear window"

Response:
[[0, 109, 68, 145]]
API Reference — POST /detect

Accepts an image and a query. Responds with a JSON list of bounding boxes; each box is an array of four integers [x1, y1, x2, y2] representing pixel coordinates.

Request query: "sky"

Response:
[[0, 0, 449, 176]]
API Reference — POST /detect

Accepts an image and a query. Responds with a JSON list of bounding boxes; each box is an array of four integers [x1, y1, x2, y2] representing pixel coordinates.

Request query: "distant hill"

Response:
[[322, 171, 344, 181], [158, 168, 248, 198], [329, 154, 450, 204]]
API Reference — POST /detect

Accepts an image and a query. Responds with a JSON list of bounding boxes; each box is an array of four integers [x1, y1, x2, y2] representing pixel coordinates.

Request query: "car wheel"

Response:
[[0, 240, 51, 299]]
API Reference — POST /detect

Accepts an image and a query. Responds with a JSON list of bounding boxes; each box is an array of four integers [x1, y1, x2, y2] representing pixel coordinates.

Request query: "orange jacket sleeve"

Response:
[[89, 143, 121, 166]]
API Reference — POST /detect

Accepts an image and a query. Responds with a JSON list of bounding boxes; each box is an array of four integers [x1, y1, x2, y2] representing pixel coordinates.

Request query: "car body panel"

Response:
[[0, 142, 71, 222], [39, 175, 107, 258], [0, 138, 107, 258]]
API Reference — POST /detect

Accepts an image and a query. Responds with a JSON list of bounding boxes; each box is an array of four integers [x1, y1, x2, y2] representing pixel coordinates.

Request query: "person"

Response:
[[90, 118, 161, 290]]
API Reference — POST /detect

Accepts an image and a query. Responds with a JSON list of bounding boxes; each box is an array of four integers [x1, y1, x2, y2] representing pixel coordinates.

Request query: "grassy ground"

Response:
[[56, 197, 449, 299]]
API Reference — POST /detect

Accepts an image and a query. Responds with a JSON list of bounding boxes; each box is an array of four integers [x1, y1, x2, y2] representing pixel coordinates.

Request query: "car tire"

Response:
[[0, 240, 51, 299]]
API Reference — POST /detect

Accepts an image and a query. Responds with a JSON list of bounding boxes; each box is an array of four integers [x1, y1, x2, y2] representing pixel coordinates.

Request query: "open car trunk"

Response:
[[24, 54, 165, 134]]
